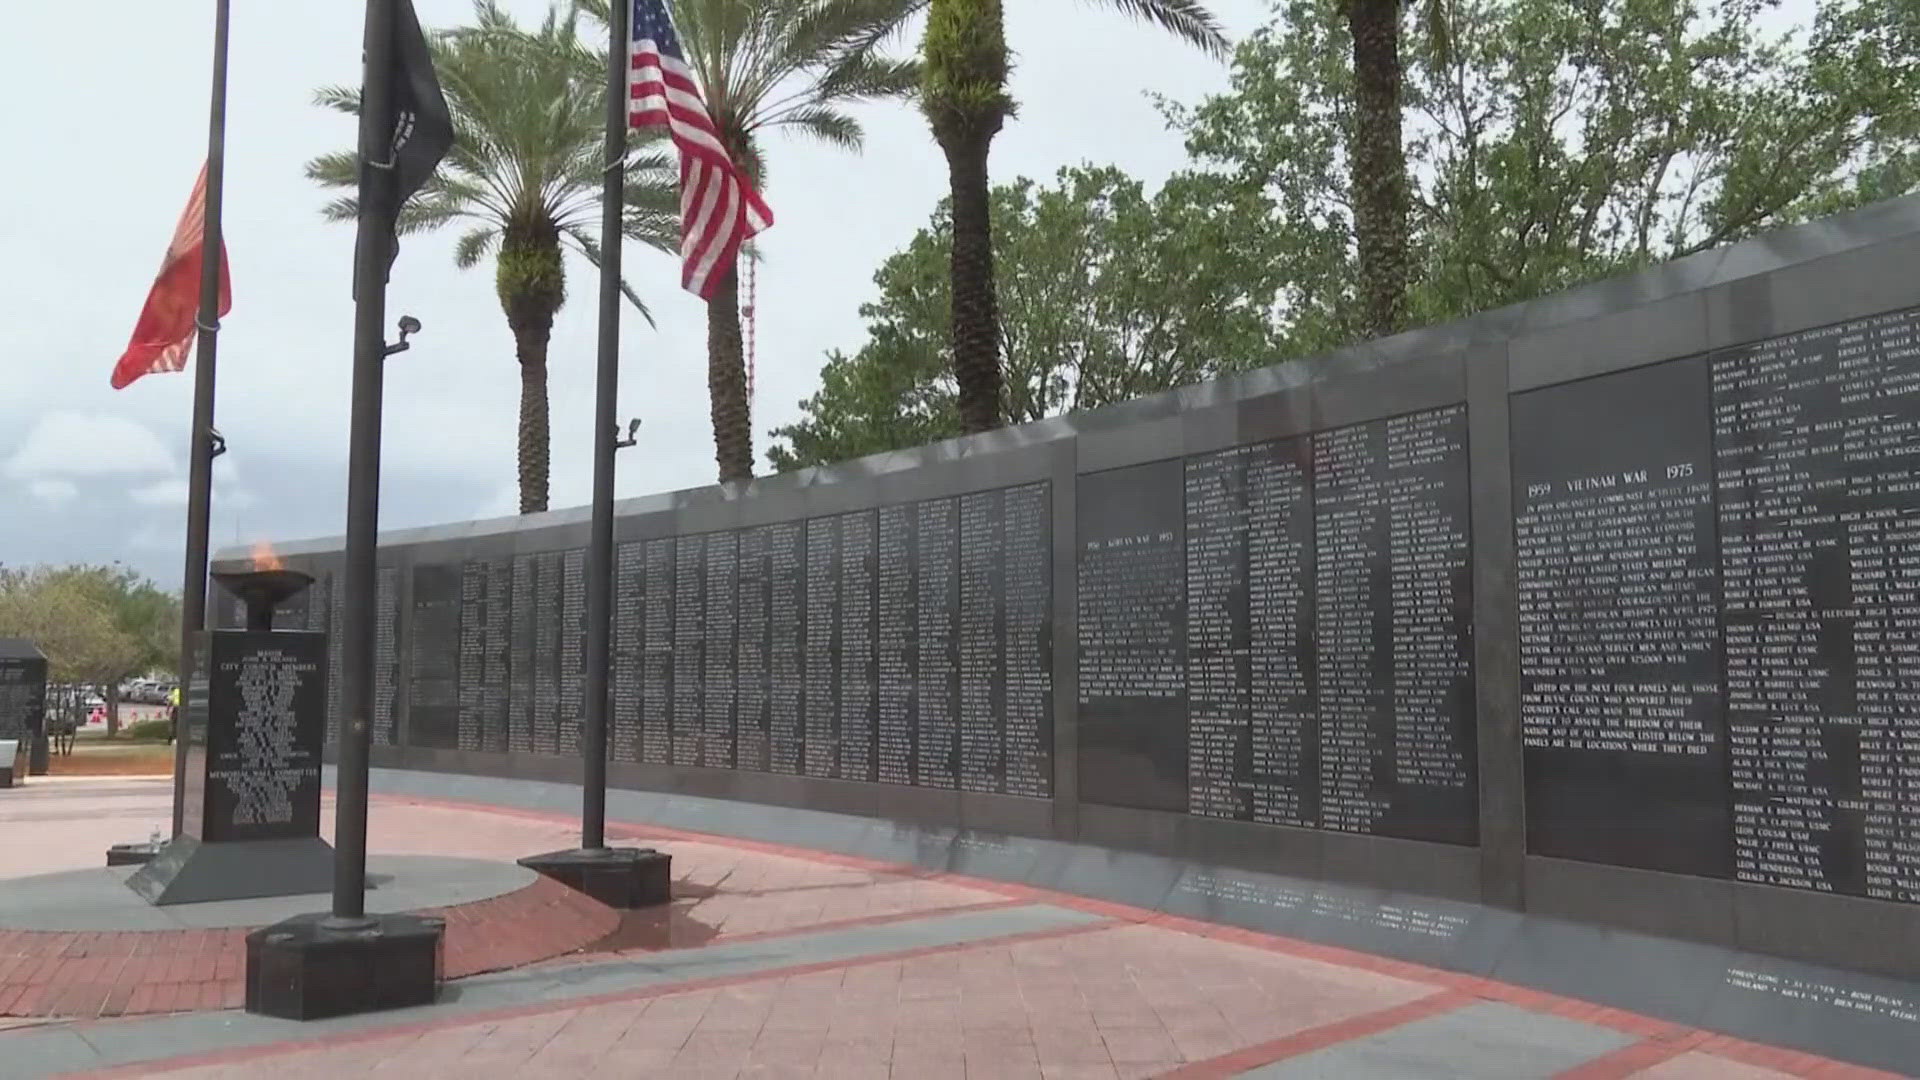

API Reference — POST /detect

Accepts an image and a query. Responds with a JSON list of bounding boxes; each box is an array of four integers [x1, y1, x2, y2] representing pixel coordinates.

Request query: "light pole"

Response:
[[170, 0, 231, 838], [516, 0, 671, 910]]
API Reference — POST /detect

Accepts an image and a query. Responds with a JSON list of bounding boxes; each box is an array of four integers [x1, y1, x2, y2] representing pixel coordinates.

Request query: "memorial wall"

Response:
[[217, 199, 1920, 976], [1516, 307, 1920, 906], [252, 483, 1058, 800], [1076, 405, 1476, 845]]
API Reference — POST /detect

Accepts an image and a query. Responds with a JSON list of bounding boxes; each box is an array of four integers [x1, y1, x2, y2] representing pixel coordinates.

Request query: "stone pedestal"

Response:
[[128, 630, 333, 904], [245, 912, 444, 1020], [518, 847, 672, 909], [106, 841, 163, 867]]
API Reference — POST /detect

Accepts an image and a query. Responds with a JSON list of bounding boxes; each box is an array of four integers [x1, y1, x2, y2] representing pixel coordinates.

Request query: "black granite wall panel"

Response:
[[228, 198, 1920, 979]]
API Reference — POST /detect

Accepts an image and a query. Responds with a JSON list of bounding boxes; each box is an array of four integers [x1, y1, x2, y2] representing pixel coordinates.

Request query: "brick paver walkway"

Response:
[[0, 876, 614, 1020], [0, 781, 1904, 1079]]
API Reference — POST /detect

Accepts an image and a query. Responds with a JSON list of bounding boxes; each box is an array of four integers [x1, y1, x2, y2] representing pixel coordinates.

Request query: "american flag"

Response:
[[630, 0, 773, 300]]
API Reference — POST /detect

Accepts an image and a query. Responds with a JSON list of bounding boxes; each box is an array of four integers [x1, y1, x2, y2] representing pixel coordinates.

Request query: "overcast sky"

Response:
[[0, 0, 1823, 589], [0, 0, 1273, 587]]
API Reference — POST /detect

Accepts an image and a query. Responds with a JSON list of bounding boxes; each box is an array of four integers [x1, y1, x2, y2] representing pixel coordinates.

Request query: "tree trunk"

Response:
[[941, 127, 1004, 435], [1347, 0, 1411, 339], [499, 226, 564, 515], [106, 682, 120, 738], [514, 327, 551, 515], [707, 262, 754, 482]]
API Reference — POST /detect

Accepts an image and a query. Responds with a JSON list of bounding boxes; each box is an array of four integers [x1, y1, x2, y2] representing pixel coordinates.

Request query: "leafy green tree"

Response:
[[918, 0, 1227, 436], [0, 566, 178, 735], [780, 0, 1920, 470], [68, 567, 178, 735], [1166, 0, 1920, 343], [580, 0, 922, 483], [768, 166, 1282, 470], [767, 335, 957, 471], [307, 0, 679, 514]]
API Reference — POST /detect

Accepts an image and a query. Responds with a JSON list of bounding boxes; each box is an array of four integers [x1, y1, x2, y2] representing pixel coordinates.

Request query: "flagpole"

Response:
[[578, 0, 629, 854], [171, 0, 231, 837], [332, 0, 399, 926]]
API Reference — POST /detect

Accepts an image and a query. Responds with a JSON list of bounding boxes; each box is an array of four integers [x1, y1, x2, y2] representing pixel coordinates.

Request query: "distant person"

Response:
[[167, 685, 180, 744]]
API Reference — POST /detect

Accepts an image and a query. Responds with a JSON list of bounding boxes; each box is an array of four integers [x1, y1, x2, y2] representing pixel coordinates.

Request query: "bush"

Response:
[[123, 718, 173, 741]]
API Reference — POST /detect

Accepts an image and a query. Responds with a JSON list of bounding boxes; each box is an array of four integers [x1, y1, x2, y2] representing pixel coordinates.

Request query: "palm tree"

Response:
[[307, 0, 679, 514], [580, 0, 921, 483], [1346, 0, 1449, 339], [919, 0, 1227, 434]]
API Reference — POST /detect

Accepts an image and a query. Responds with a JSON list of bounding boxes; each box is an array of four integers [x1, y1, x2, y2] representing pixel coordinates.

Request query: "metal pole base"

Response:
[[245, 912, 444, 1020]]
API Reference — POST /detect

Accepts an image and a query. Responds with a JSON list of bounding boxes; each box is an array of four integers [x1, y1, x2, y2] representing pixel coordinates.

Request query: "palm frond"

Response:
[[455, 226, 500, 268], [313, 84, 361, 114], [771, 105, 864, 152], [396, 198, 463, 235], [775, 0, 923, 70], [1091, 0, 1230, 58], [305, 151, 359, 190], [817, 0, 929, 62], [639, 0, 918, 183], [811, 54, 921, 103], [565, 227, 658, 325], [318, 195, 360, 223], [303, 0, 680, 286]]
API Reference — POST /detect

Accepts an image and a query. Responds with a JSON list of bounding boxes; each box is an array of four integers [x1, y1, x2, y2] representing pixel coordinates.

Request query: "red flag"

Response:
[[110, 163, 232, 390]]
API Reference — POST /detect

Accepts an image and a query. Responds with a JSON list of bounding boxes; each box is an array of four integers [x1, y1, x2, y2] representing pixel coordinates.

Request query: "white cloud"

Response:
[[4, 412, 176, 480], [130, 478, 191, 506], [120, 454, 255, 510], [27, 478, 78, 503]]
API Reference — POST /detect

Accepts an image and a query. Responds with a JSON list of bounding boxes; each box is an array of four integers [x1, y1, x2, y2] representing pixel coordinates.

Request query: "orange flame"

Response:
[[251, 541, 284, 572]]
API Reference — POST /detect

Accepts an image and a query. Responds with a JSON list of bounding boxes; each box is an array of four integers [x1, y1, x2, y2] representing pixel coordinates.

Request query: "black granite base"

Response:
[[245, 912, 444, 1020], [127, 834, 337, 905], [105, 841, 162, 867], [0, 763, 12, 788], [518, 847, 672, 909]]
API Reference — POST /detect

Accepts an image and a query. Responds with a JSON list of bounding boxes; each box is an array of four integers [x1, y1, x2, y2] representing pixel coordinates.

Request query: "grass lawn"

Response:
[[46, 736, 175, 777]]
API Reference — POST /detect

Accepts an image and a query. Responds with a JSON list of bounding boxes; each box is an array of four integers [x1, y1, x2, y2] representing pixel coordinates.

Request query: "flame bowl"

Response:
[[211, 568, 316, 614]]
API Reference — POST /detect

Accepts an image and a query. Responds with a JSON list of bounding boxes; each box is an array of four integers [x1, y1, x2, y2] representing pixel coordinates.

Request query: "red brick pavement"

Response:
[[0, 875, 615, 1020], [338, 793, 1908, 1080], [60, 915, 1904, 1080], [0, 789, 1028, 1022], [8, 789, 1907, 1078]]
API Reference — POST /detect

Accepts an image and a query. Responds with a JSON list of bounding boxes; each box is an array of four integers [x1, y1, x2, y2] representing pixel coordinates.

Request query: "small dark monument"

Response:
[[0, 640, 47, 789], [126, 568, 334, 904], [518, 847, 672, 909]]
